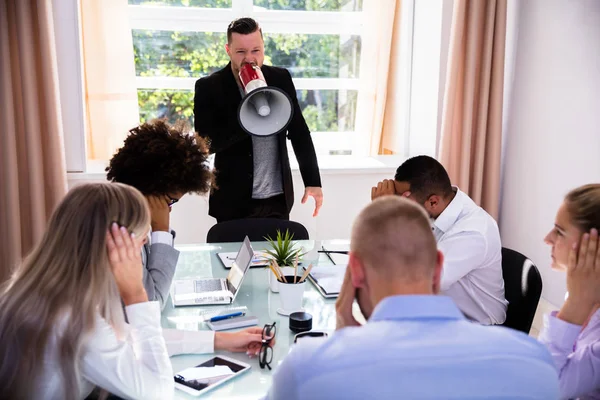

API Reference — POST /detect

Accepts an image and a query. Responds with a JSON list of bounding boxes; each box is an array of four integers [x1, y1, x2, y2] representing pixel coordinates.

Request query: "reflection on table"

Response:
[[164, 240, 349, 399]]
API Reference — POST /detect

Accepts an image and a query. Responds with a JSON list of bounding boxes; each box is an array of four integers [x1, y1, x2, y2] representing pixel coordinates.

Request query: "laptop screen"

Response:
[[225, 237, 253, 297]]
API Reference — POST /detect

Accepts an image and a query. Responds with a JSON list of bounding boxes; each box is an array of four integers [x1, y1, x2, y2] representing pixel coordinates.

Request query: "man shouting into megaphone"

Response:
[[194, 17, 323, 223]]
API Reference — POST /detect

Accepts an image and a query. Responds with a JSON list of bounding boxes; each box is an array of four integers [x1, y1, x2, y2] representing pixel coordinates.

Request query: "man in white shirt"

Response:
[[372, 155, 507, 324]]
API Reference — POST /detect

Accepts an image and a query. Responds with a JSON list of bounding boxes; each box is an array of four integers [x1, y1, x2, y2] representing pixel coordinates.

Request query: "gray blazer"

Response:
[[142, 240, 179, 310]]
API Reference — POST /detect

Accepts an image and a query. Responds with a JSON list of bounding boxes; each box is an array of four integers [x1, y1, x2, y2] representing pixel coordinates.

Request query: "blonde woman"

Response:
[[0, 182, 274, 399], [540, 184, 600, 399], [0, 183, 173, 399]]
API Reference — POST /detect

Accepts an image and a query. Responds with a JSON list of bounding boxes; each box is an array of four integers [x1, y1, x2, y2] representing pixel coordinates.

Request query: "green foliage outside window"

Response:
[[131, 0, 361, 132]]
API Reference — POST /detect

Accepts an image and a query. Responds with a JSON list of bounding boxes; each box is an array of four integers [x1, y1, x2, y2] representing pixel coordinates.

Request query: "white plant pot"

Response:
[[278, 276, 306, 315], [268, 266, 295, 293]]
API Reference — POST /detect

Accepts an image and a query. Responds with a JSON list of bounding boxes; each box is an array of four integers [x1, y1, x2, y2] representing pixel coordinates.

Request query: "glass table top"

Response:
[[164, 240, 349, 399]]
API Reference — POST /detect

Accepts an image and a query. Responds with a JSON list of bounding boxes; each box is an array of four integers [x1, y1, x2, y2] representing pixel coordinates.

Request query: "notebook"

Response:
[[303, 264, 347, 298]]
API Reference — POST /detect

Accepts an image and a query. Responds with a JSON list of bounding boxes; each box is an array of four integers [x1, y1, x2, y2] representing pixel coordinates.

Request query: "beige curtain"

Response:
[[0, 0, 67, 281], [354, 0, 403, 156], [439, 0, 507, 219], [81, 0, 139, 160]]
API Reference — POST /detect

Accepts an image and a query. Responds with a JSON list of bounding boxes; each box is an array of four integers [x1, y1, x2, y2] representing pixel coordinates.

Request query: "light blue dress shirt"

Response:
[[266, 295, 559, 400]]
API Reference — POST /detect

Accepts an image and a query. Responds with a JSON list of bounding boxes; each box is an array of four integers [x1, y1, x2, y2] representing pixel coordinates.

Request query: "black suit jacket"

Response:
[[194, 63, 321, 221]]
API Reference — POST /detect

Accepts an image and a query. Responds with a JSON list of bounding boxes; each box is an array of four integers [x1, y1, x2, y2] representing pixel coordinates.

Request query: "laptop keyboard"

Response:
[[194, 279, 223, 293], [195, 296, 227, 304]]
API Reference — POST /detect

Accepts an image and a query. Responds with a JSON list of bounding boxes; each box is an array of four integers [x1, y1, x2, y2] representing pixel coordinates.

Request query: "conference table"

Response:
[[163, 240, 350, 399]]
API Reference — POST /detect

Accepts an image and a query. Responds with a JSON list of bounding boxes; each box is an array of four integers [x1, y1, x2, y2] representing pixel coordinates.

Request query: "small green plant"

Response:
[[264, 229, 305, 266]]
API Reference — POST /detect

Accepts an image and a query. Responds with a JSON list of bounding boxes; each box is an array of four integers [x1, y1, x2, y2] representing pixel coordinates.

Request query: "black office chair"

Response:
[[206, 218, 309, 243], [501, 247, 543, 334]]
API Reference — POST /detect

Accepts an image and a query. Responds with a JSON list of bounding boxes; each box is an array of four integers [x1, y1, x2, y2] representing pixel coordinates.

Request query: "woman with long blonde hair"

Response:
[[0, 182, 173, 399]]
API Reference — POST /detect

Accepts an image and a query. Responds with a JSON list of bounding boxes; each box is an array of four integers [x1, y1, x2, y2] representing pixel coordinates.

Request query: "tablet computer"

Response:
[[174, 356, 250, 396]]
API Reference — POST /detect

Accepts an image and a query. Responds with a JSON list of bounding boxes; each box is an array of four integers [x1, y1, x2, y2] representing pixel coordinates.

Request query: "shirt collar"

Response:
[[586, 307, 600, 328], [433, 186, 464, 234], [369, 295, 465, 323]]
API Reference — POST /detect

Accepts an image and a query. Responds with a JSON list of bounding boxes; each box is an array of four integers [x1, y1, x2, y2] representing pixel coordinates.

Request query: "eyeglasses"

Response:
[[166, 195, 179, 207], [259, 322, 276, 370], [293, 331, 328, 344]]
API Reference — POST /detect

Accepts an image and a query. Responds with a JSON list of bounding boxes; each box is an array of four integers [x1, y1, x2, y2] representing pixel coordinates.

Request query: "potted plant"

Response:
[[265, 229, 305, 293]]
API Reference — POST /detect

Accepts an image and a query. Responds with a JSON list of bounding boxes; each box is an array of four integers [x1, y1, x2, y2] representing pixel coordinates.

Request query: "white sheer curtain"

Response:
[[80, 0, 139, 160], [353, 0, 404, 156]]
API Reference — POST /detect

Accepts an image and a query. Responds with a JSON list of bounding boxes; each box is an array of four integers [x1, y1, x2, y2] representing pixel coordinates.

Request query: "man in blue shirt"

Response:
[[265, 196, 559, 400]]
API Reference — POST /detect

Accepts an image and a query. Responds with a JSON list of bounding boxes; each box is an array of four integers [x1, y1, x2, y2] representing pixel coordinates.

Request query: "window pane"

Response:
[[265, 34, 360, 78], [128, 0, 231, 7], [297, 89, 357, 132], [253, 0, 362, 12], [133, 30, 360, 79], [133, 31, 229, 77], [137, 89, 195, 126], [136, 89, 357, 133]]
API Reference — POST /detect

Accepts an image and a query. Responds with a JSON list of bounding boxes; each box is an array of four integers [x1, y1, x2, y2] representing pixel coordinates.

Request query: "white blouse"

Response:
[[37, 301, 215, 400]]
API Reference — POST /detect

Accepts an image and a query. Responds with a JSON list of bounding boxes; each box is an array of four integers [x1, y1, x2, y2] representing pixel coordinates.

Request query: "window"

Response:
[[128, 0, 364, 155], [59, 0, 444, 171]]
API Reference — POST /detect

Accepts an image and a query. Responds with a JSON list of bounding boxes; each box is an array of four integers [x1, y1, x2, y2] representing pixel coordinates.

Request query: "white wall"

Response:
[[500, 0, 520, 189], [68, 157, 402, 243], [171, 169, 392, 243], [408, 0, 446, 157], [500, 0, 600, 307]]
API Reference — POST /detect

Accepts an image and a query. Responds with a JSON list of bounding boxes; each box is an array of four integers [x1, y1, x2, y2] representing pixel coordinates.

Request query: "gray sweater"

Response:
[[141, 242, 180, 310]]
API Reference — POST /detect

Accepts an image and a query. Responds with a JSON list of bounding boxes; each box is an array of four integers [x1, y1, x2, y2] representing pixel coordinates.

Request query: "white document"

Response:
[[328, 252, 349, 265], [177, 365, 234, 381], [321, 243, 350, 265], [309, 265, 347, 294]]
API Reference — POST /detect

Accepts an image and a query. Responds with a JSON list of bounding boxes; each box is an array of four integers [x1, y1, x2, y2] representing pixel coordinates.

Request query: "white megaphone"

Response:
[[237, 63, 293, 137]]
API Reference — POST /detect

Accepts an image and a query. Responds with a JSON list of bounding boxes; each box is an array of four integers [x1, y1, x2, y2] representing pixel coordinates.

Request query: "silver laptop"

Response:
[[171, 236, 254, 306]]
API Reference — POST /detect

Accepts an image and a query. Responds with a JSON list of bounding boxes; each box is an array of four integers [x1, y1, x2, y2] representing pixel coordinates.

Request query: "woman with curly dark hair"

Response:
[[106, 119, 214, 202], [107, 119, 213, 310], [106, 120, 273, 359]]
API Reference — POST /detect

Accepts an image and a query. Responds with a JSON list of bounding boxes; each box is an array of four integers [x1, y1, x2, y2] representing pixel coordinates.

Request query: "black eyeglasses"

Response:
[[259, 322, 276, 370], [166, 195, 179, 207]]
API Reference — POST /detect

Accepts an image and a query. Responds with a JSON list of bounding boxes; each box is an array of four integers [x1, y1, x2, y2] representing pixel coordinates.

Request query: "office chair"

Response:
[[206, 218, 309, 243], [501, 247, 543, 334]]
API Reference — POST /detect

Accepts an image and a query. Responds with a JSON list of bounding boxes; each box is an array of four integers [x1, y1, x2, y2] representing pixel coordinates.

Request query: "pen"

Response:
[[209, 312, 245, 322], [317, 250, 349, 255], [321, 246, 337, 265]]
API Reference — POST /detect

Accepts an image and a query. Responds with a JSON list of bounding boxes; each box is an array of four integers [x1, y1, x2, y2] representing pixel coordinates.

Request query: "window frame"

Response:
[[129, 0, 364, 155], [59, 0, 449, 173]]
